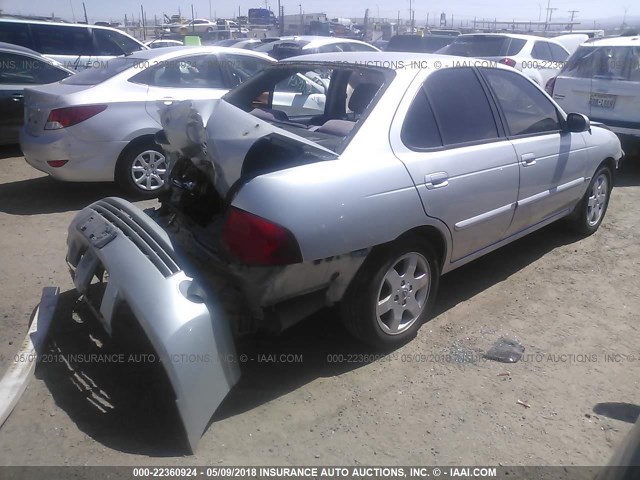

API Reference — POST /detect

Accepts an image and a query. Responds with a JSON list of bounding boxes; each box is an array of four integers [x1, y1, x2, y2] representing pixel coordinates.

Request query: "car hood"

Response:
[[158, 99, 339, 199]]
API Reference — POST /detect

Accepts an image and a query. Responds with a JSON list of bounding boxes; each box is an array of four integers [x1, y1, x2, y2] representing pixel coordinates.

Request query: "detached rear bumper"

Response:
[[66, 197, 240, 452]]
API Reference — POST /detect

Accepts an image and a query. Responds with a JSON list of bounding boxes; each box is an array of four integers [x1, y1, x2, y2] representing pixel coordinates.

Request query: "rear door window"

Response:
[[424, 68, 499, 145], [481, 68, 561, 136], [30, 24, 94, 55], [401, 86, 443, 149]]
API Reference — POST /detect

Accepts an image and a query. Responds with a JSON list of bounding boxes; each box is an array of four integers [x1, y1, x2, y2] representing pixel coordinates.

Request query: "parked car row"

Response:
[[0, 15, 630, 451]]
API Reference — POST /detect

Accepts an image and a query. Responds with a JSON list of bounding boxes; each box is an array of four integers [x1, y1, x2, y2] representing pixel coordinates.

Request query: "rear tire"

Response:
[[567, 165, 612, 236], [115, 141, 167, 199], [341, 237, 440, 349]]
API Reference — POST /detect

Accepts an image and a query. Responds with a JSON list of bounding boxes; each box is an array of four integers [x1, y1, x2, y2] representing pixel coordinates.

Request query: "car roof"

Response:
[[121, 45, 275, 61], [278, 51, 512, 75], [275, 36, 377, 49], [457, 32, 564, 45], [0, 17, 133, 33], [583, 35, 640, 47]]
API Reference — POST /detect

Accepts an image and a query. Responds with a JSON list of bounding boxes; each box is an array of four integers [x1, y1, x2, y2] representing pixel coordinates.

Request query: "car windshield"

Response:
[[439, 35, 520, 57], [61, 57, 140, 84], [560, 45, 640, 81]]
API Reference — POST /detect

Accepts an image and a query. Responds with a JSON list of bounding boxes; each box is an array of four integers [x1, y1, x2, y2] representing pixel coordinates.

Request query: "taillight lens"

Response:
[[545, 77, 557, 96], [500, 57, 517, 67], [44, 105, 107, 130], [46, 160, 68, 168], [223, 207, 302, 265]]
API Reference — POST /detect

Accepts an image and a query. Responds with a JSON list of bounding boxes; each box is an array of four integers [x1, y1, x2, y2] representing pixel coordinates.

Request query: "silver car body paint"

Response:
[[64, 52, 623, 449]]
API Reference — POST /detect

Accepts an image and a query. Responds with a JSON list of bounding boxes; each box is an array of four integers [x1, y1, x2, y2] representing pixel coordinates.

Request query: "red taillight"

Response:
[[44, 105, 107, 130], [46, 160, 68, 168], [545, 77, 557, 96], [500, 57, 517, 68], [223, 207, 302, 266]]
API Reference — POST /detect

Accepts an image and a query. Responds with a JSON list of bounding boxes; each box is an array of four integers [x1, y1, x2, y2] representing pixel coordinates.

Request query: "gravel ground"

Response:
[[0, 145, 639, 467]]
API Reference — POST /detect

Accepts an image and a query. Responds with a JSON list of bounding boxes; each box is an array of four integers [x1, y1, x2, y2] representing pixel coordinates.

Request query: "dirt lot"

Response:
[[0, 145, 639, 467]]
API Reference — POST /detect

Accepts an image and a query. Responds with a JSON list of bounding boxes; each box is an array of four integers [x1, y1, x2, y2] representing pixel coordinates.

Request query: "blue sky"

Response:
[[0, 0, 632, 24]]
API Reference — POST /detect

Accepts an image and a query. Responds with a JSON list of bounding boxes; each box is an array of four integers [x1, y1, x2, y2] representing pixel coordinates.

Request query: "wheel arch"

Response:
[[115, 134, 161, 170]]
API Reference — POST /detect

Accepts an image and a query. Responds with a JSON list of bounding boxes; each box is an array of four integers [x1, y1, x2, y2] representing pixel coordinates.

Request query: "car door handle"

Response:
[[11, 93, 24, 102], [425, 172, 449, 189], [521, 153, 536, 166]]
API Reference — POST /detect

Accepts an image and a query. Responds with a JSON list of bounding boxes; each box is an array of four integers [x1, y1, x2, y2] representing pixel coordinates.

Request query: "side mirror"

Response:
[[566, 113, 591, 133]]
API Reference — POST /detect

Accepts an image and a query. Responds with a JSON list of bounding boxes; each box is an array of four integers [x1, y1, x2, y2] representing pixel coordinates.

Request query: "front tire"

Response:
[[341, 237, 440, 349], [115, 141, 168, 199], [567, 165, 612, 235]]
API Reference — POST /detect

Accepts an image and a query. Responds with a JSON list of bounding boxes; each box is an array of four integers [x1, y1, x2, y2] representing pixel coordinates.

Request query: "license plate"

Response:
[[590, 93, 616, 109]]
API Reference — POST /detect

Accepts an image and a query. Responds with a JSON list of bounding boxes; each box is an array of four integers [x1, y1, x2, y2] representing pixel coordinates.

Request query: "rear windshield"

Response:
[[61, 57, 138, 85], [560, 45, 640, 81], [387, 35, 454, 53], [439, 36, 525, 57], [253, 40, 310, 59]]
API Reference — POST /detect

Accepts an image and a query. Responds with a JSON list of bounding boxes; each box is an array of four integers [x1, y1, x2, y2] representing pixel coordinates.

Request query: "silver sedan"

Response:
[[65, 52, 623, 450], [20, 46, 274, 197]]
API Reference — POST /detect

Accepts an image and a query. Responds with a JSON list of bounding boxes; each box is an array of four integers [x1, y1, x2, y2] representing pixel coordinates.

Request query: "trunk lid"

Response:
[[23, 84, 96, 136], [159, 99, 339, 199]]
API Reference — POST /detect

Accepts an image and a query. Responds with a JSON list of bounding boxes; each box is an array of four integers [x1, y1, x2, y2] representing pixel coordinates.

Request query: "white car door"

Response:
[[137, 54, 229, 125]]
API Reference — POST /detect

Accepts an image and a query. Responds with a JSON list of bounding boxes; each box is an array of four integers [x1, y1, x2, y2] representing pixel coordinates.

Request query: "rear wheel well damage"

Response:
[[342, 225, 447, 303]]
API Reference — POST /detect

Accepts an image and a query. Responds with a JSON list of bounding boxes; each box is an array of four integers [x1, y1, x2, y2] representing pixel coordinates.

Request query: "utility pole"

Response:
[[544, 0, 558, 32], [209, 0, 212, 20], [409, 0, 413, 33], [191, 4, 195, 32], [82, 2, 88, 23], [397, 10, 400, 35], [140, 5, 146, 40], [568, 10, 578, 32], [299, 4, 303, 35], [69, 0, 76, 22]]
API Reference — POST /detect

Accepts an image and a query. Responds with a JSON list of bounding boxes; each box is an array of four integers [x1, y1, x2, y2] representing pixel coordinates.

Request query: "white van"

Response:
[[549, 35, 640, 143], [0, 18, 148, 70]]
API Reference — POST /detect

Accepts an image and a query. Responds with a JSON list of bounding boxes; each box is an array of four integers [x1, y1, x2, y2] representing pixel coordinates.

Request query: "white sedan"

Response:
[[20, 46, 274, 197]]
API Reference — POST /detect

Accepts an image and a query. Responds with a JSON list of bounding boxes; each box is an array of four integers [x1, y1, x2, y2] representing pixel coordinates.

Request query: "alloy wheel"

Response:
[[376, 252, 431, 335], [130, 150, 167, 191]]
